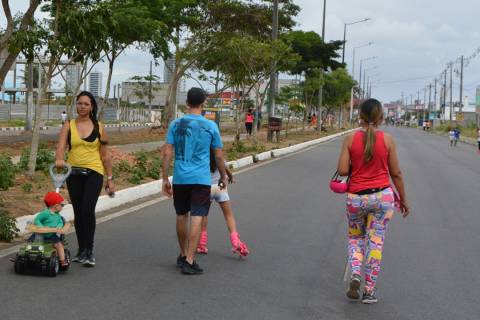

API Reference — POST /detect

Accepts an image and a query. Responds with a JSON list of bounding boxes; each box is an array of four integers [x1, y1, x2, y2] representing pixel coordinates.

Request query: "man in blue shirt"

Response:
[[162, 87, 227, 275]]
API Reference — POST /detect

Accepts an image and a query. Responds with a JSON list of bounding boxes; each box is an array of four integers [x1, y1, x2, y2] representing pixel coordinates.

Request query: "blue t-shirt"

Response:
[[166, 114, 223, 185]]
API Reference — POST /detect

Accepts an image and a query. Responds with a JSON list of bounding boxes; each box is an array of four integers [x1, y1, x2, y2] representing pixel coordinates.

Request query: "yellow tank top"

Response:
[[67, 119, 105, 175]]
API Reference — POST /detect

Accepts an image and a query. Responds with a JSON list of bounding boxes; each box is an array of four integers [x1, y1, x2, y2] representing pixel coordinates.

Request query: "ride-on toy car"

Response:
[[13, 227, 71, 277], [12, 163, 72, 277]]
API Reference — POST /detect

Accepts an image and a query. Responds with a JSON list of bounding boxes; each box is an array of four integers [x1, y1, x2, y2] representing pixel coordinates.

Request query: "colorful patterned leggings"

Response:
[[346, 187, 395, 294]]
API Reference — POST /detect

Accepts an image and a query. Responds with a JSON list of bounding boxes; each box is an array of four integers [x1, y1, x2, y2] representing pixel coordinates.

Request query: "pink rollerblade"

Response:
[[196, 231, 208, 254], [230, 232, 249, 257]]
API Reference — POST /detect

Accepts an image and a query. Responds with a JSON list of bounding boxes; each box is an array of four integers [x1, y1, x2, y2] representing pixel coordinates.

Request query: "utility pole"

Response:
[[428, 84, 432, 121], [434, 78, 437, 112], [317, 0, 326, 131], [443, 69, 447, 120], [449, 63, 453, 122], [459, 55, 464, 113], [422, 88, 426, 120], [268, 0, 279, 140], [148, 61, 153, 118]]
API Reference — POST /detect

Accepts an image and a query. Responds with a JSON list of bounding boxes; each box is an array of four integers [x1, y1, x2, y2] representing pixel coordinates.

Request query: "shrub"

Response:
[[0, 208, 19, 242], [21, 183, 33, 193], [113, 160, 131, 177], [17, 143, 54, 174], [147, 156, 162, 180], [0, 153, 16, 190]]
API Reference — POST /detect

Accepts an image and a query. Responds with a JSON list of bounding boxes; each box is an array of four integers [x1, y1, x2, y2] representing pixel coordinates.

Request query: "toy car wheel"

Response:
[[60, 249, 71, 271], [14, 256, 25, 274], [47, 255, 59, 277]]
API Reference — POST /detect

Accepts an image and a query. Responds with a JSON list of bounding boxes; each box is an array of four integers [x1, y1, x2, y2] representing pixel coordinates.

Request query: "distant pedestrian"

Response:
[[61, 111, 67, 124], [449, 127, 455, 147], [55, 91, 115, 267], [454, 128, 460, 146], [311, 113, 317, 128], [337, 98, 409, 304], [422, 120, 427, 131], [162, 87, 228, 275], [245, 109, 254, 136], [477, 126, 480, 154], [196, 148, 249, 257]]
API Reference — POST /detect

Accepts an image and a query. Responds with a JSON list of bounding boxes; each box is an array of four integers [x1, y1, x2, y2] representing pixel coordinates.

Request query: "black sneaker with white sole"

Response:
[[83, 249, 95, 267], [176, 254, 186, 268], [346, 274, 361, 301], [361, 292, 378, 304], [72, 249, 87, 263], [181, 260, 203, 275]]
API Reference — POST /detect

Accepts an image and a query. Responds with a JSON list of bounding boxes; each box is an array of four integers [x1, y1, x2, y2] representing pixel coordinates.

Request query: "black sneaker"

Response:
[[346, 274, 361, 301], [83, 249, 95, 267], [176, 254, 186, 268], [361, 292, 378, 304], [181, 260, 203, 275], [72, 249, 87, 263]]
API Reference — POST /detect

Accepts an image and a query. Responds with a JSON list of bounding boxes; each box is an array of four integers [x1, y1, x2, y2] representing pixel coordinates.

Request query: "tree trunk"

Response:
[[163, 64, 183, 128], [99, 55, 116, 121], [27, 72, 52, 177]]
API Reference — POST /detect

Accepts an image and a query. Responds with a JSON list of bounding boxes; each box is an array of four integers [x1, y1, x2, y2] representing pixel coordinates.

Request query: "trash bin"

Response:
[[268, 116, 282, 131]]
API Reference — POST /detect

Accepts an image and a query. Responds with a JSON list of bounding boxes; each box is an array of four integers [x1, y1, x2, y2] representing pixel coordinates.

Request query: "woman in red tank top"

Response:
[[336, 99, 409, 304]]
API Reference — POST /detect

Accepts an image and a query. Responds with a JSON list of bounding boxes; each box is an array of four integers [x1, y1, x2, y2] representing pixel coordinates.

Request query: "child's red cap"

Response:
[[44, 192, 64, 207]]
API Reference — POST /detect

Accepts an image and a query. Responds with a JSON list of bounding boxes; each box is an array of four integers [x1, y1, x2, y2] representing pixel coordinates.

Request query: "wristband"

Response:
[[107, 176, 114, 181]]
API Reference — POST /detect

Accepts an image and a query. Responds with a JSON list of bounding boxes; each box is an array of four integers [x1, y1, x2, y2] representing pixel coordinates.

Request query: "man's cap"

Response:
[[44, 192, 65, 207], [187, 87, 206, 106]]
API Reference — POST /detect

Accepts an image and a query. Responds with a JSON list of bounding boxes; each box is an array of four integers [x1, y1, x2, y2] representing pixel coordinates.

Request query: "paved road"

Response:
[[1, 127, 479, 320]]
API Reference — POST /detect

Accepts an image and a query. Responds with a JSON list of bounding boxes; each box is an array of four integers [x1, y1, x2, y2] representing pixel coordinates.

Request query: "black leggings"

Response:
[[66, 170, 103, 250], [245, 123, 253, 135]]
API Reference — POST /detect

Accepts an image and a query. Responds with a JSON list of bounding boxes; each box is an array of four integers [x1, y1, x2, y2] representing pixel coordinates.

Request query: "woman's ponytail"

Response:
[[364, 123, 376, 162], [359, 99, 383, 162]]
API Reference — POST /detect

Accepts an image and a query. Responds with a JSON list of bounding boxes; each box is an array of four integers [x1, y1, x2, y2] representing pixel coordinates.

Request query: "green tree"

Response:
[[20, 1, 110, 176], [0, 0, 42, 88], [322, 68, 355, 125], [97, 0, 172, 120]]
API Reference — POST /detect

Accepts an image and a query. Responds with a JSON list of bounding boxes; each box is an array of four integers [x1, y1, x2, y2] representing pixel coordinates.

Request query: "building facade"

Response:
[[89, 71, 102, 97]]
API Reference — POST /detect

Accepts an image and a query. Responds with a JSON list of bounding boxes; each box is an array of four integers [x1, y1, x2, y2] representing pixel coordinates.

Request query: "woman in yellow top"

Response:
[[55, 91, 114, 267]]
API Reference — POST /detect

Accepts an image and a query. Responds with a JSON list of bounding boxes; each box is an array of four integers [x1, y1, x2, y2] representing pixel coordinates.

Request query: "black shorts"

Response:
[[172, 184, 211, 216]]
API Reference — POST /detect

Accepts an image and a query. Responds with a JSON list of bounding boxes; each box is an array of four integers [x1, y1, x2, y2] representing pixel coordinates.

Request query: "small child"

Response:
[[29, 192, 69, 268], [454, 128, 460, 146], [449, 128, 455, 147], [196, 149, 249, 257]]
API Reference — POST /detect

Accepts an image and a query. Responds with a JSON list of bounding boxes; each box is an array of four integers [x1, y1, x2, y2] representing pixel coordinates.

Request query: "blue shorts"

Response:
[[28, 233, 63, 244]]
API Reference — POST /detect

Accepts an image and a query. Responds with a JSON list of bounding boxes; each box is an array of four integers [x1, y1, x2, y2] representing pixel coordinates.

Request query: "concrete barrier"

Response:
[[235, 156, 254, 169], [254, 151, 272, 162]]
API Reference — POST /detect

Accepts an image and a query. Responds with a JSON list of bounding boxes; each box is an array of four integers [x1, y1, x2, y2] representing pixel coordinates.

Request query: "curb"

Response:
[[0, 123, 153, 132], [13, 128, 356, 236]]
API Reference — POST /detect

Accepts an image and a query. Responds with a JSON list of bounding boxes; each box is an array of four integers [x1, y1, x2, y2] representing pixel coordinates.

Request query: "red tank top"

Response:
[[246, 114, 254, 123], [348, 130, 390, 193]]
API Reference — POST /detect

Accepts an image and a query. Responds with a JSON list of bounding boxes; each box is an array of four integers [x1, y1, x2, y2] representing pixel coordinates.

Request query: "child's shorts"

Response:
[[211, 185, 230, 203], [28, 233, 63, 244]]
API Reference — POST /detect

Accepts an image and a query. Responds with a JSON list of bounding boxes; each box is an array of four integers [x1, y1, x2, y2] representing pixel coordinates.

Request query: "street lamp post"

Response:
[[363, 66, 378, 99], [352, 42, 373, 80], [342, 18, 371, 64], [358, 56, 377, 95], [317, 0, 327, 131]]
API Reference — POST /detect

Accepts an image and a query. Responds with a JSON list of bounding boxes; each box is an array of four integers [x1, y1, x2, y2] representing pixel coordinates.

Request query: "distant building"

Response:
[[89, 71, 102, 97], [121, 81, 187, 108], [65, 63, 81, 94], [163, 58, 175, 83]]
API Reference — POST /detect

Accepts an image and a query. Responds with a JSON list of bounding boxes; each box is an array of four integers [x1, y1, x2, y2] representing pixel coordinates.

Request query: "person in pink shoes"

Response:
[[197, 149, 250, 257]]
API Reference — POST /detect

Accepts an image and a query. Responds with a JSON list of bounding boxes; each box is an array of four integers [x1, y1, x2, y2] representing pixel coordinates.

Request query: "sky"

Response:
[[3, 0, 480, 105]]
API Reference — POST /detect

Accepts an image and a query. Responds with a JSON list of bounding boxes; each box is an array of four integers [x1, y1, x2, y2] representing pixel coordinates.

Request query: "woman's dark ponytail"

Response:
[[359, 98, 383, 162]]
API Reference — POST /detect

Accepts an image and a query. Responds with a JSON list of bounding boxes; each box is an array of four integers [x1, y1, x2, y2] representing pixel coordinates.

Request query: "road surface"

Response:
[[1, 127, 479, 320]]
